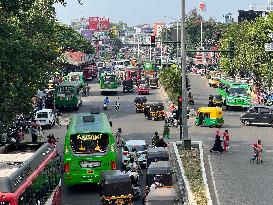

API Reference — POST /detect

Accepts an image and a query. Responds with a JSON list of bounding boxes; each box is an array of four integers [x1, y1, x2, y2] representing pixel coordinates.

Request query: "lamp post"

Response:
[[180, 0, 188, 140], [199, 2, 206, 48]]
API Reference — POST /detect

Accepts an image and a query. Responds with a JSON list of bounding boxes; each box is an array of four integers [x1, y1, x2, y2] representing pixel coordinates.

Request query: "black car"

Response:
[[240, 105, 273, 126], [122, 80, 134, 93]]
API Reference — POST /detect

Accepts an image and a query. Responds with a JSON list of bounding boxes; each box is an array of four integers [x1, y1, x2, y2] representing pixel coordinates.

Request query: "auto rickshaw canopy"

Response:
[[197, 107, 223, 119], [101, 170, 132, 197], [145, 187, 179, 205]]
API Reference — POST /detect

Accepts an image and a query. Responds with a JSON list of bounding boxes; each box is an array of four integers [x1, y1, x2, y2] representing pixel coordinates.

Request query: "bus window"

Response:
[[57, 86, 73, 96], [104, 76, 115, 83], [70, 133, 109, 154]]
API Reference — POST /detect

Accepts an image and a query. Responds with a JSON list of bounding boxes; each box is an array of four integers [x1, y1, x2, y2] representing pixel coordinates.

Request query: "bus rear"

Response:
[[64, 113, 117, 186]]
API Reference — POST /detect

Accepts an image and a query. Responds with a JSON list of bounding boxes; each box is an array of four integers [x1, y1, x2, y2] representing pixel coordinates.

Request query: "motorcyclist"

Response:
[[103, 96, 110, 105], [155, 137, 167, 148]]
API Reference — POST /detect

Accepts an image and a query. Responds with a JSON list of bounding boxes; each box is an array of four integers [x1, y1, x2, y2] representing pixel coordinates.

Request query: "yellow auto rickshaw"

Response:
[[134, 96, 147, 113], [208, 76, 221, 88], [195, 107, 224, 128], [145, 102, 166, 121]]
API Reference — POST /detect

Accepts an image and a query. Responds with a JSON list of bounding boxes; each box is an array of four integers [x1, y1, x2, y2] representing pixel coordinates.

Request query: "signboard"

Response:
[[265, 42, 273, 51], [88, 17, 110, 32], [153, 23, 165, 37]]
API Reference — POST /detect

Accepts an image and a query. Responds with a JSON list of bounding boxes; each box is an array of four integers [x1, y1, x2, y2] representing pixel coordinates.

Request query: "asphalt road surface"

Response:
[[183, 74, 273, 205], [42, 73, 273, 205], [43, 79, 166, 205]]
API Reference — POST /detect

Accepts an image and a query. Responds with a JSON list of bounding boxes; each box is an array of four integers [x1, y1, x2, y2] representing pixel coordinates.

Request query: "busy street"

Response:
[[2, 0, 273, 205]]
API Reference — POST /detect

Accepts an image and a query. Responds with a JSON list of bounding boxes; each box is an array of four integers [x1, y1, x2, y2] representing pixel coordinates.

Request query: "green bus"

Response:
[[99, 73, 119, 94], [217, 79, 252, 109], [63, 112, 117, 186], [55, 81, 83, 110]]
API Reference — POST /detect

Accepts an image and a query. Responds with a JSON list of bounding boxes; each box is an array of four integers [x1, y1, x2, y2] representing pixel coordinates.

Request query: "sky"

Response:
[[55, 0, 266, 25]]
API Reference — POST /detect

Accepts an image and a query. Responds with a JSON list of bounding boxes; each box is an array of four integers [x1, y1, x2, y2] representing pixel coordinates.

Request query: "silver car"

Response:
[[121, 140, 148, 168]]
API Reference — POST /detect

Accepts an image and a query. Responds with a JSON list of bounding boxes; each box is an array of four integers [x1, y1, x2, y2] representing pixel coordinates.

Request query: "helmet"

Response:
[[155, 131, 158, 136], [118, 127, 122, 132]]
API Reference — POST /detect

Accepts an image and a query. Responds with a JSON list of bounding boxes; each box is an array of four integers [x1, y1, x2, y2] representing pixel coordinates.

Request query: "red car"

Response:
[[138, 84, 149, 95]]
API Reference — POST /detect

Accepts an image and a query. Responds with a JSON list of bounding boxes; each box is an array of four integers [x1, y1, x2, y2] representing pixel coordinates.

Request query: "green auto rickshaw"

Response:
[[195, 107, 224, 128]]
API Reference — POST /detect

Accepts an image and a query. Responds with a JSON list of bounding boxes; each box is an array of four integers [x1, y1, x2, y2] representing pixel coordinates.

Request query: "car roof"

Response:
[[125, 140, 146, 146]]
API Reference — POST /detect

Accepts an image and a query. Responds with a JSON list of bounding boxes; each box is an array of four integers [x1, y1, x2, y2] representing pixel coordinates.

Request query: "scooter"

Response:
[[103, 103, 108, 110]]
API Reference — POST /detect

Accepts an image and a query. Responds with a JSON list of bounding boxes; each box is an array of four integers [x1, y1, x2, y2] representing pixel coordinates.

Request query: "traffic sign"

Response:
[[199, 2, 206, 11], [264, 42, 273, 52]]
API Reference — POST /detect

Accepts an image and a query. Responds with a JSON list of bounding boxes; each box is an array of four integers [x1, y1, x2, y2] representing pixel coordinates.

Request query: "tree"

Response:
[[0, 0, 94, 129]]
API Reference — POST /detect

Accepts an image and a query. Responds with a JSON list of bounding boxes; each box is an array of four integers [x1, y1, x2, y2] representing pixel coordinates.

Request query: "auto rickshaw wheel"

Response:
[[244, 120, 250, 126], [152, 116, 156, 121]]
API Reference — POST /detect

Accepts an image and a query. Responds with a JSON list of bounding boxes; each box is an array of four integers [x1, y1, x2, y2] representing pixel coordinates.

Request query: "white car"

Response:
[[121, 140, 148, 168], [35, 109, 56, 129]]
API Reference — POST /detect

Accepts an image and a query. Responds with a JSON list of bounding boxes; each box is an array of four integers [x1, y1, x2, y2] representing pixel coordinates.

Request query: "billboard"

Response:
[[88, 17, 110, 31], [153, 23, 165, 37]]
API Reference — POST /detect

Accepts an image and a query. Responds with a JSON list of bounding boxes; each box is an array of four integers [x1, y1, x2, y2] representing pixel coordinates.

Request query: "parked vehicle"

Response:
[[240, 105, 273, 126]]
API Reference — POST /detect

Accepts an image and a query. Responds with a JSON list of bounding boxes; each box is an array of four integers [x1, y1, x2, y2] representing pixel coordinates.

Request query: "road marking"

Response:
[[208, 155, 221, 205]]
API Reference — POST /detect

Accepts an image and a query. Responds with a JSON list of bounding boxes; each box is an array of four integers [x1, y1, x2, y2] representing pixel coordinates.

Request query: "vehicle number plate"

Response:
[[80, 161, 101, 168]]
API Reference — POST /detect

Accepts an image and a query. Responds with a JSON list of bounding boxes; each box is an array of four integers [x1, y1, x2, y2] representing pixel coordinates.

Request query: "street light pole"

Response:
[[201, 20, 203, 47], [180, 0, 188, 140], [176, 21, 179, 62]]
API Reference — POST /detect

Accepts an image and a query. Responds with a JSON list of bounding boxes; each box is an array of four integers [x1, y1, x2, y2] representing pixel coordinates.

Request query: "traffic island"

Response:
[[179, 145, 207, 205], [169, 141, 212, 205]]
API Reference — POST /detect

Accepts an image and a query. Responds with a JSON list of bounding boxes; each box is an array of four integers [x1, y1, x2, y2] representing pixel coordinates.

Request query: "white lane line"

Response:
[[208, 155, 221, 205]]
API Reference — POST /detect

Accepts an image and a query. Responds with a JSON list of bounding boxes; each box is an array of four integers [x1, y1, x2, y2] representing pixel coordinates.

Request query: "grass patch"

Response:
[[178, 146, 207, 205]]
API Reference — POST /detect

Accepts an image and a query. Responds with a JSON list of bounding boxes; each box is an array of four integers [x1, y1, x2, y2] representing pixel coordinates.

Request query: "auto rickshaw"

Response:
[[100, 170, 134, 205], [123, 79, 134, 93], [208, 75, 221, 88], [144, 103, 166, 121], [146, 147, 169, 168], [134, 96, 147, 113], [149, 77, 159, 89], [195, 107, 224, 128], [144, 187, 180, 205], [146, 161, 173, 187], [208, 95, 224, 107]]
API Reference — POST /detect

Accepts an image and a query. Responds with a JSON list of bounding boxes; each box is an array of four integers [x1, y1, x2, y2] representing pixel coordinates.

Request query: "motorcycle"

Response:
[[128, 171, 141, 198], [103, 103, 108, 110]]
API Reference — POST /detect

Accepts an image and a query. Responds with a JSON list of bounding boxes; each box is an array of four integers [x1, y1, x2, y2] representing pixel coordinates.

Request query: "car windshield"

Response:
[[126, 144, 147, 152], [37, 112, 48, 118], [70, 133, 109, 154], [105, 76, 115, 82], [57, 86, 74, 96], [228, 88, 247, 96], [139, 85, 148, 89]]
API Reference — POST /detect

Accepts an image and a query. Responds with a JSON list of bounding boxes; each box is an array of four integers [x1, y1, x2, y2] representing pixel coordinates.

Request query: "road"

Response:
[[184, 73, 273, 205], [42, 79, 166, 205]]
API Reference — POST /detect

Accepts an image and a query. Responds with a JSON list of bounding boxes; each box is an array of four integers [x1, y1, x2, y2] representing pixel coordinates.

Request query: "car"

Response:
[[34, 109, 56, 129], [121, 140, 148, 169], [138, 84, 149, 95], [240, 105, 273, 126]]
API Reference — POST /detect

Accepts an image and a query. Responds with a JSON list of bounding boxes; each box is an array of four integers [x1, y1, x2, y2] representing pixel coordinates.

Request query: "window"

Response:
[[259, 108, 270, 114], [37, 112, 48, 118], [228, 88, 247, 96], [248, 107, 258, 114], [18, 154, 61, 205], [126, 145, 147, 152], [57, 86, 73, 96]]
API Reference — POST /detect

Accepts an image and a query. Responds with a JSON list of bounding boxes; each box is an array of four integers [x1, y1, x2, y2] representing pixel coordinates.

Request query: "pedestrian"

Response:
[[16, 128, 24, 143], [257, 139, 263, 164], [115, 128, 122, 147], [152, 132, 160, 145], [210, 131, 224, 153], [223, 129, 230, 152], [55, 111, 62, 126], [115, 97, 120, 110], [31, 124, 39, 143], [250, 143, 258, 162], [37, 122, 44, 142]]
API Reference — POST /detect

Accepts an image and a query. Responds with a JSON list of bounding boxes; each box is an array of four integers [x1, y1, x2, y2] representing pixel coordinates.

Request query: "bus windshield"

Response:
[[57, 86, 74, 96], [70, 133, 109, 154], [228, 88, 247, 96]]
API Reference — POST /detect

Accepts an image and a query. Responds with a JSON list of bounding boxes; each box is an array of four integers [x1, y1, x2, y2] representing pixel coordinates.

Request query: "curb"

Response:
[[195, 141, 213, 205], [171, 142, 197, 205], [174, 141, 213, 205]]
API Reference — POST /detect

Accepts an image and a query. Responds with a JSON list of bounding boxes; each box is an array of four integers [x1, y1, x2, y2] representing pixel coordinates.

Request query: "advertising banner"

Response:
[[88, 17, 110, 31]]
